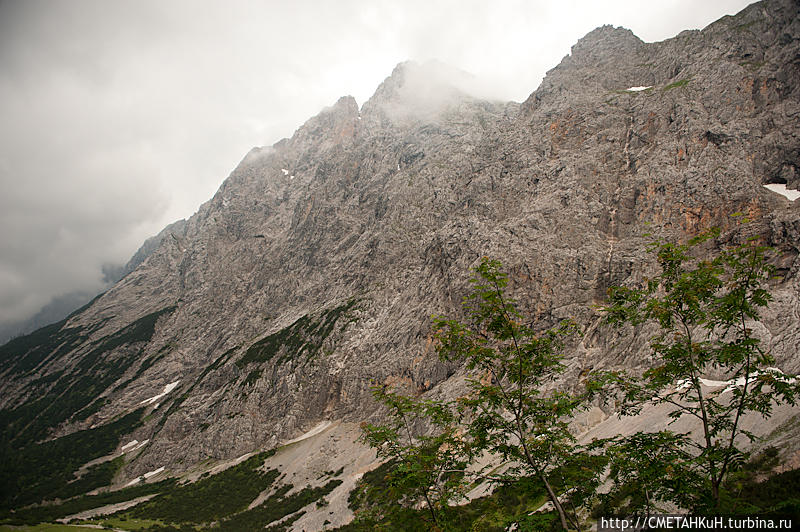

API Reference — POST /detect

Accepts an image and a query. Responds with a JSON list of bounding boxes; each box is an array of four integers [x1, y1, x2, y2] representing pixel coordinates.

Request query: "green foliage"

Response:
[[0, 306, 176, 446], [133, 524, 196, 532], [663, 78, 691, 90], [739, 60, 765, 71], [237, 299, 358, 368], [456, 478, 550, 532], [0, 291, 105, 377], [356, 259, 607, 530], [0, 320, 87, 377], [0, 408, 145, 510], [732, 19, 760, 32], [1, 478, 177, 526], [357, 259, 605, 531], [94, 515, 174, 531], [731, 465, 800, 515], [0, 524, 101, 531], [52, 456, 125, 501], [433, 258, 602, 530], [114, 350, 169, 394], [596, 431, 701, 515], [359, 387, 470, 529], [243, 369, 263, 386], [214, 479, 342, 531], [343, 469, 565, 532], [152, 344, 240, 431], [603, 230, 800, 512], [129, 450, 278, 524], [240, 314, 313, 365], [87, 307, 176, 357], [347, 460, 396, 515]]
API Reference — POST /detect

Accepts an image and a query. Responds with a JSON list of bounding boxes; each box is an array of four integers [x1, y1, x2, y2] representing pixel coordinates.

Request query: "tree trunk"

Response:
[[541, 473, 571, 531]]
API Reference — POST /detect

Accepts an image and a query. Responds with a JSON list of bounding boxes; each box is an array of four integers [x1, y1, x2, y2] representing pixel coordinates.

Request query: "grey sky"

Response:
[[0, 0, 753, 326]]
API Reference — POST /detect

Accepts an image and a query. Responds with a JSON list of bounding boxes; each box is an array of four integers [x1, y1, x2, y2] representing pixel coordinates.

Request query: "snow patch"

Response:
[[677, 378, 728, 390], [125, 466, 164, 487], [764, 183, 800, 201], [676, 368, 796, 394], [121, 439, 149, 454], [125, 466, 165, 487], [140, 380, 180, 405], [701, 378, 729, 388], [132, 439, 149, 452], [626, 86, 652, 92], [144, 466, 165, 479]]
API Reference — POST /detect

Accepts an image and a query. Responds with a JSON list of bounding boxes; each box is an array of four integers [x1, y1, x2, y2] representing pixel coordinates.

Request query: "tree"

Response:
[[359, 386, 470, 531], [603, 229, 800, 511], [433, 258, 602, 531], [599, 431, 701, 516]]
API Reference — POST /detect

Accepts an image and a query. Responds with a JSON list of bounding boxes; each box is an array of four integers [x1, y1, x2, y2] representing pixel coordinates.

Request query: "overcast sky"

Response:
[[0, 0, 753, 327]]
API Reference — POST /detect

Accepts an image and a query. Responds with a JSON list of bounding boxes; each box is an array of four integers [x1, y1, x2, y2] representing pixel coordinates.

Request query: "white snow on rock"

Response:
[[140, 380, 180, 405], [626, 86, 652, 92], [121, 439, 149, 454], [144, 466, 165, 479], [724, 368, 796, 392], [131, 439, 149, 452], [764, 183, 800, 201], [676, 368, 795, 394], [281, 168, 289, 175], [677, 378, 729, 390], [125, 466, 166, 486]]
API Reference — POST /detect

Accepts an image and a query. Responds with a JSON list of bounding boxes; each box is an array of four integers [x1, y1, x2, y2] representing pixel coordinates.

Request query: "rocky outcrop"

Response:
[[1, 0, 798, 504]]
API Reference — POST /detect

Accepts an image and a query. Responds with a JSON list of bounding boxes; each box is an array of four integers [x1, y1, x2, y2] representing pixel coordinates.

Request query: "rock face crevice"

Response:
[[1, 0, 799, 483]]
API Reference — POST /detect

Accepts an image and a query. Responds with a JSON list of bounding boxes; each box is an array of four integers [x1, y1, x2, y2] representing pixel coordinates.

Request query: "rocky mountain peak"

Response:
[[521, 24, 651, 115], [287, 95, 360, 153], [361, 60, 489, 127], [569, 24, 643, 64]]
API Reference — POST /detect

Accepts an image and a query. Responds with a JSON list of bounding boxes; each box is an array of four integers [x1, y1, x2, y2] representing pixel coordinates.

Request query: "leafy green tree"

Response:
[[433, 258, 602, 531], [359, 386, 470, 530], [603, 229, 800, 511], [599, 431, 701, 515]]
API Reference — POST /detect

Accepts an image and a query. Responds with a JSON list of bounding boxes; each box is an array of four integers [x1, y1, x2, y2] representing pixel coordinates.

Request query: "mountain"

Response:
[[1, 0, 799, 529], [101, 218, 190, 286], [0, 219, 188, 346], [0, 291, 99, 346]]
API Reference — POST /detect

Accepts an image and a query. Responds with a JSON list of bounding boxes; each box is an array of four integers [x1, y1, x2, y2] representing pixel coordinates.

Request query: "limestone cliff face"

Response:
[[1, 0, 799, 489]]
